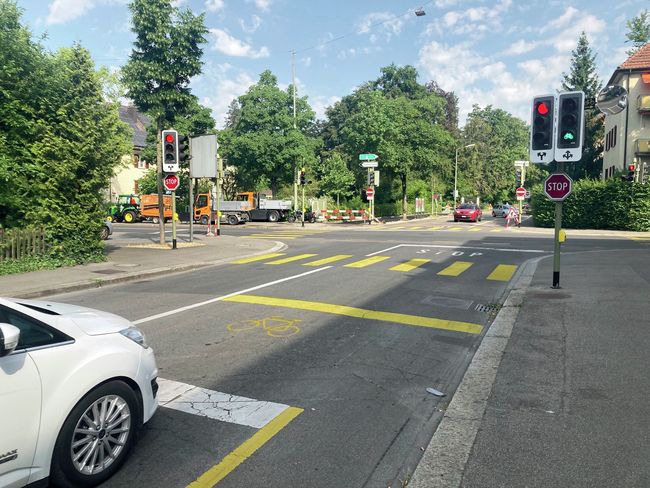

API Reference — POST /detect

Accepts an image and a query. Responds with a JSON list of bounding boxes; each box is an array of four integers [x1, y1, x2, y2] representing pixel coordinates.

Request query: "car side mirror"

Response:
[[0, 323, 20, 357]]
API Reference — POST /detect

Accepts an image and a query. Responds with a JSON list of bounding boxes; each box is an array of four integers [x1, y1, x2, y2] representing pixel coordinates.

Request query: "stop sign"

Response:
[[164, 174, 180, 191], [516, 187, 526, 198], [544, 173, 573, 201], [366, 187, 375, 199]]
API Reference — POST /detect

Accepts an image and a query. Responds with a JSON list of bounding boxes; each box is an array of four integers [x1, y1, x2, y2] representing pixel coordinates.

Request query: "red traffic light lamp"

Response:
[[535, 101, 549, 115]]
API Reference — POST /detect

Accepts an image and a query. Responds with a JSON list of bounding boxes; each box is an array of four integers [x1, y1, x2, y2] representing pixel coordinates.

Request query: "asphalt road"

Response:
[[48, 218, 645, 488]]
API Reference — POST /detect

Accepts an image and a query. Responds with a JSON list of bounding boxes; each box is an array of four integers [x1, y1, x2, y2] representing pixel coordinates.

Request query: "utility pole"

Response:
[[292, 50, 298, 215]]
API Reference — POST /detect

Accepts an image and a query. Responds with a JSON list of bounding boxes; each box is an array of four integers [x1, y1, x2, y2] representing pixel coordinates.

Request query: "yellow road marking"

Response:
[[231, 253, 285, 264], [437, 261, 473, 276], [486, 264, 518, 281], [409, 226, 424, 230], [489, 228, 503, 233], [429, 226, 444, 230], [265, 253, 318, 265], [447, 226, 463, 231], [629, 236, 650, 241], [187, 406, 303, 488], [467, 227, 481, 232], [224, 295, 482, 334], [390, 258, 430, 272], [344, 256, 391, 268], [303, 254, 353, 266]]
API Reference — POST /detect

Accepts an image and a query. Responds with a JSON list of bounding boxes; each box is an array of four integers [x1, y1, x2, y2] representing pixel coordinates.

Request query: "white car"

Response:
[[0, 298, 158, 488]]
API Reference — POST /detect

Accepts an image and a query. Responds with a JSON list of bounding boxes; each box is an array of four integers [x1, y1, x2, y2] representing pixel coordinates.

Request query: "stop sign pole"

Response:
[[544, 165, 573, 288]]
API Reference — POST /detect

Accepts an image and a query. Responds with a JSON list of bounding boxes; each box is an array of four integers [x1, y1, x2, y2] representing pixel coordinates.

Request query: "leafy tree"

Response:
[[625, 10, 650, 57], [122, 0, 208, 242], [219, 70, 320, 196], [0, 0, 131, 262], [561, 32, 603, 180], [371, 64, 426, 99], [317, 152, 355, 206], [426, 80, 459, 137]]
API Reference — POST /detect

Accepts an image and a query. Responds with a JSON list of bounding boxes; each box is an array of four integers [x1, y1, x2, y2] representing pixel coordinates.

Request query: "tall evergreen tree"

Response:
[[561, 32, 603, 180], [625, 10, 650, 57]]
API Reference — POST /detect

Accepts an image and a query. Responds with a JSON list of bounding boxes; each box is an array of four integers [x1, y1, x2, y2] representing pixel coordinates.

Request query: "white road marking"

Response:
[[133, 266, 332, 325], [366, 243, 546, 257], [157, 378, 288, 428]]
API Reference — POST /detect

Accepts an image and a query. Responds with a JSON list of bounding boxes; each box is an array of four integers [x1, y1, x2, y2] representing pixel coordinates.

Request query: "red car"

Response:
[[454, 203, 482, 222]]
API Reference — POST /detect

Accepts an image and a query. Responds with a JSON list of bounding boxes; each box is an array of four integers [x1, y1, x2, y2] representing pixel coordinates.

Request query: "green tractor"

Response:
[[107, 194, 141, 223]]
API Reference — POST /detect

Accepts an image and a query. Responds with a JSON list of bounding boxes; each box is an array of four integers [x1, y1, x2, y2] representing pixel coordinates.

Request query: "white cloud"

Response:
[[47, 0, 94, 25], [357, 12, 405, 43], [310, 95, 341, 121], [434, 0, 460, 7], [209, 29, 270, 58], [547, 14, 606, 52], [239, 15, 262, 34], [205, 0, 225, 12], [424, 0, 512, 40], [200, 65, 255, 129], [501, 39, 540, 56], [246, 0, 271, 11], [547, 6, 579, 31]]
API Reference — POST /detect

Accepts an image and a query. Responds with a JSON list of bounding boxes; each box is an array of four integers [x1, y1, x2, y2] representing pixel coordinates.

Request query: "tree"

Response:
[[122, 0, 208, 243], [219, 70, 319, 197], [561, 32, 603, 180], [317, 152, 355, 206], [625, 10, 650, 57]]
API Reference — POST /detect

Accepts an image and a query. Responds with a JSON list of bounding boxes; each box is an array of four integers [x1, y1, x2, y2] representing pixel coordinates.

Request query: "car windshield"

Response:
[[458, 204, 475, 209]]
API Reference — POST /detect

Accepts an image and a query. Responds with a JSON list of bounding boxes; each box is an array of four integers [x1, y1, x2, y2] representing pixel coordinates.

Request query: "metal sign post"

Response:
[[216, 156, 223, 236], [544, 167, 573, 288]]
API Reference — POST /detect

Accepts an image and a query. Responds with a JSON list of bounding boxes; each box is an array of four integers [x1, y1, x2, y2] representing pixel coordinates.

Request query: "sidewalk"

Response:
[[411, 247, 650, 487], [0, 234, 283, 299]]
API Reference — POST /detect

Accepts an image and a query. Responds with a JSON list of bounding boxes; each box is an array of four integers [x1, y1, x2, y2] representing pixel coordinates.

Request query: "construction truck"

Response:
[[194, 192, 294, 225], [107, 194, 172, 223]]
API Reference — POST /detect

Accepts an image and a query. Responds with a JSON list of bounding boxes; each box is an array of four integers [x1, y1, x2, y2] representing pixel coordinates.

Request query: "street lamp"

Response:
[[454, 143, 476, 208]]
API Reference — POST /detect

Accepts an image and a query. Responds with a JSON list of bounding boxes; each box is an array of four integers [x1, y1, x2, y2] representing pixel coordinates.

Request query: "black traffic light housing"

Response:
[[162, 129, 179, 172], [557, 92, 584, 150], [621, 164, 636, 182], [531, 96, 555, 152], [179, 134, 191, 163], [515, 169, 522, 186], [299, 169, 306, 185], [368, 171, 375, 186]]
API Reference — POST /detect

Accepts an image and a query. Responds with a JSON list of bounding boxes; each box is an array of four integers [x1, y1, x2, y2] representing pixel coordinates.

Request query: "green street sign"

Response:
[[359, 153, 378, 161]]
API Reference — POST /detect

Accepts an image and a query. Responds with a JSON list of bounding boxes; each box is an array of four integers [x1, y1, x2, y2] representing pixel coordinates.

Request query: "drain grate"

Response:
[[475, 303, 501, 313]]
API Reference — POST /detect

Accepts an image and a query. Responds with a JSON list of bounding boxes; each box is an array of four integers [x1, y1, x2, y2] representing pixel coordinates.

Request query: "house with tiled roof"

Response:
[[602, 43, 650, 181], [108, 105, 152, 202]]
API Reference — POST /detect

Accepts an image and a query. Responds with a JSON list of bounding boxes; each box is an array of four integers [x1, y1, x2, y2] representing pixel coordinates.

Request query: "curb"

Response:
[[12, 240, 286, 299], [408, 254, 547, 488]]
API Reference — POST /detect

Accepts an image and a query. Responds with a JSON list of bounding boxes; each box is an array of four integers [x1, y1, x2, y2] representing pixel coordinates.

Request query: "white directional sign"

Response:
[[514, 160, 530, 167], [360, 161, 378, 168]]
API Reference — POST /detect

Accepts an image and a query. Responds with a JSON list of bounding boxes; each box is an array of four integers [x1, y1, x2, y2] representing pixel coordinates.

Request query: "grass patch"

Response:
[[0, 253, 106, 276]]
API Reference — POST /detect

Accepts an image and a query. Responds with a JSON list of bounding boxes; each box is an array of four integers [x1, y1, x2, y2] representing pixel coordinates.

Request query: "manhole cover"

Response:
[[421, 295, 473, 310]]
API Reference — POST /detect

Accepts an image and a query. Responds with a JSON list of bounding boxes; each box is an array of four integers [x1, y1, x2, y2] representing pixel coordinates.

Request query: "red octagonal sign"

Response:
[[544, 173, 573, 201], [164, 174, 180, 191]]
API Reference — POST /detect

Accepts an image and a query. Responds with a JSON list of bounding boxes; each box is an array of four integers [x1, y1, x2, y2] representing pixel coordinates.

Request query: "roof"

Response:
[[619, 42, 650, 70], [118, 105, 151, 149]]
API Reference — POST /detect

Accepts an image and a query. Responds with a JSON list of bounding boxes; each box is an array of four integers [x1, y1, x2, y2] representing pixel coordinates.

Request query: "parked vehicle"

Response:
[[108, 194, 172, 223], [492, 203, 513, 218], [194, 192, 294, 224], [0, 298, 158, 488], [101, 221, 113, 240], [454, 203, 482, 222]]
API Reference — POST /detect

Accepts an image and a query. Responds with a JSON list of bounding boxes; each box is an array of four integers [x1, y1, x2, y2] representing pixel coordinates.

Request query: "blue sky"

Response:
[[18, 0, 648, 128]]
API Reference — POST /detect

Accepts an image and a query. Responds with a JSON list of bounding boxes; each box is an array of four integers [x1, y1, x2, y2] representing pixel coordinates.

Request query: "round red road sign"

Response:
[[366, 187, 375, 198], [544, 173, 572, 201], [516, 187, 526, 198], [164, 174, 180, 191]]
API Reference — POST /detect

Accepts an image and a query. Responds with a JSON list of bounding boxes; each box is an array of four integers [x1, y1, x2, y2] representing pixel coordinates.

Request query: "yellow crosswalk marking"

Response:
[[467, 227, 481, 232], [344, 256, 391, 268], [265, 254, 318, 265], [303, 254, 353, 266], [489, 228, 503, 233], [447, 227, 463, 231], [437, 261, 473, 276], [232, 253, 286, 264], [409, 226, 424, 230], [487, 264, 518, 281], [390, 258, 430, 272], [429, 226, 444, 230]]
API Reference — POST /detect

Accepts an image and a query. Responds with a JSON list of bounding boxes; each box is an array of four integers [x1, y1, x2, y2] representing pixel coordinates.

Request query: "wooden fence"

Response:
[[0, 227, 47, 262]]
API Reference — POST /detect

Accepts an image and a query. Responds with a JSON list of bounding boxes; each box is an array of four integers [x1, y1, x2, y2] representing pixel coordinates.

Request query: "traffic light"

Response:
[[555, 91, 584, 162], [622, 164, 636, 182], [515, 168, 522, 186], [162, 129, 179, 173], [642, 162, 649, 184], [179, 134, 191, 163], [299, 168, 306, 185], [368, 171, 375, 186], [530, 95, 554, 163]]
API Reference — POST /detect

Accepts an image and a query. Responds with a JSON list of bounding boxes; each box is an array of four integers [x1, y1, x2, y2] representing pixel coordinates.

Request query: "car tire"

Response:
[[286, 214, 296, 223], [100, 226, 110, 240], [200, 215, 209, 225], [51, 380, 140, 488], [152, 216, 160, 224], [123, 211, 136, 223], [227, 214, 239, 225], [268, 210, 280, 223]]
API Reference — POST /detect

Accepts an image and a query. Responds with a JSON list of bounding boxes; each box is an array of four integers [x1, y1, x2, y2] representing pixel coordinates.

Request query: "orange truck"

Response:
[[194, 192, 294, 225], [140, 194, 173, 223]]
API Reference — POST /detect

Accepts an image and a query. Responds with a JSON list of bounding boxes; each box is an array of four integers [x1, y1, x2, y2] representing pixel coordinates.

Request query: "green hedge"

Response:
[[531, 179, 650, 231]]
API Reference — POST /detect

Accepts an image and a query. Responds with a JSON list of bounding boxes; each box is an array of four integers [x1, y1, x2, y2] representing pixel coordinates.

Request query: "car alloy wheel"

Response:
[[71, 394, 131, 475]]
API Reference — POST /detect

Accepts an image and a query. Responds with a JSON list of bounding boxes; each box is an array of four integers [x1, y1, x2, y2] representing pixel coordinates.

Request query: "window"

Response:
[[0, 306, 70, 350], [134, 154, 146, 169], [197, 195, 208, 208], [605, 126, 617, 152]]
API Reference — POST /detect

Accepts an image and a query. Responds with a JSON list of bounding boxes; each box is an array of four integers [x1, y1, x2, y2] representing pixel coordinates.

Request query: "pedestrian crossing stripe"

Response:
[[447, 227, 464, 231], [232, 253, 286, 264], [344, 256, 391, 268], [629, 236, 650, 241], [467, 227, 481, 232], [303, 254, 353, 266], [429, 226, 444, 230], [437, 261, 473, 276], [486, 264, 518, 281], [265, 254, 318, 265], [390, 258, 430, 272]]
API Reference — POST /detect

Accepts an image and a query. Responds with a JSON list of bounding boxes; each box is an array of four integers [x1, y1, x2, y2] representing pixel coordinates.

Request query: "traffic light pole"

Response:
[[301, 184, 305, 228], [552, 162, 564, 288], [171, 191, 177, 250], [518, 165, 526, 228]]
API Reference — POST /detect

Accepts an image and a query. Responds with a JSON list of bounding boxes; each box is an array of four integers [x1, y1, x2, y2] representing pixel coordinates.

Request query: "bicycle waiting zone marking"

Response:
[[226, 315, 302, 337]]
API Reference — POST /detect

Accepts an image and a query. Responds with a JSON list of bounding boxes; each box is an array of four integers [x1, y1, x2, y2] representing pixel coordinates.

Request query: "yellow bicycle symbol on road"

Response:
[[226, 316, 302, 338]]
